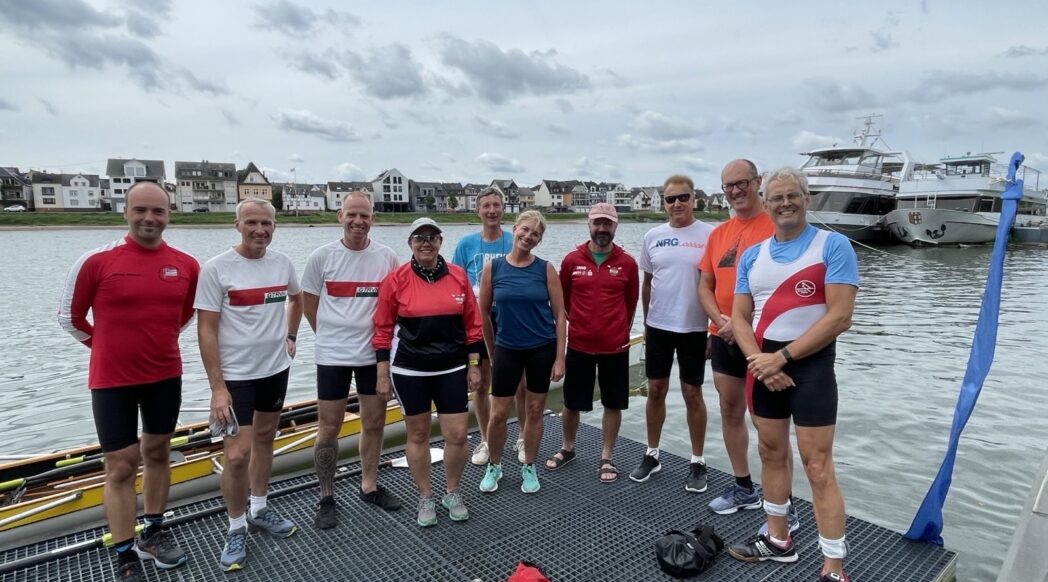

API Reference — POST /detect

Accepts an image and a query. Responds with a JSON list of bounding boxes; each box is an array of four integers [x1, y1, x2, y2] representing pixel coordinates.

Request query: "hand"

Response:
[[286, 338, 297, 359], [467, 366, 481, 393], [716, 315, 735, 345], [210, 387, 233, 426], [746, 352, 786, 380], [759, 371, 795, 392], [550, 357, 565, 382], [376, 375, 392, 401]]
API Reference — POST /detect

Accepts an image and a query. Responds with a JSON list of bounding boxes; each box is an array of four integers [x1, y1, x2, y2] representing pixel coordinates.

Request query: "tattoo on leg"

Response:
[[315, 440, 338, 498]]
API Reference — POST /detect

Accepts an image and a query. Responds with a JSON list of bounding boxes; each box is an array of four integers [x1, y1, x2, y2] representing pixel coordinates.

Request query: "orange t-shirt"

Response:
[[697, 213, 775, 334]]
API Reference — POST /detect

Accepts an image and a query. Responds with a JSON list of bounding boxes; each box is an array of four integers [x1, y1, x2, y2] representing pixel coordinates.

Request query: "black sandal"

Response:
[[545, 448, 576, 470], [599, 459, 618, 483]]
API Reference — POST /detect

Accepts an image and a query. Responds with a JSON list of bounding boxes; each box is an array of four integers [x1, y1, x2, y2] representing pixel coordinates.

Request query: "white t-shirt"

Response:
[[639, 220, 714, 333], [194, 248, 301, 380], [301, 239, 400, 366]]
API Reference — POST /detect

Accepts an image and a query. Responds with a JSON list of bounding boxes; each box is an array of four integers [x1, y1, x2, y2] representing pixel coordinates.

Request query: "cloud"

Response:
[[677, 156, 715, 173], [630, 109, 708, 139], [900, 70, 1048, 103], [617, 134, 704, 153], [792, 130, 844, 151], [376, 109, 399, 129], [477, 152, 525, 173], [289, 153, 305, 163], [439, 34, 590, 103], [980, 107, 1040, 129], [220, 108, 241, 126], [178, 69, 228, 96], [343, 44, 427, 99], [772, 110, 803, 125], [253, 0, 358, 36], [571, 156, 622, 179], [335, 162, 366, 181], [554, 98, 574, 114], [870, 11, 900, 53], [547, 122, 570, 135], [1028, 153, 1048, 167], [807, 77, 879, 113], [274, 109, 361, 142], [38, 98, 59, 116], [287, 50, 340, 80], [0, 98, 18, 112], [0, 0, 109, 32], [474, 114, 520, 138], [723, 119, 765, 143], [999, 45, 1048, 58]]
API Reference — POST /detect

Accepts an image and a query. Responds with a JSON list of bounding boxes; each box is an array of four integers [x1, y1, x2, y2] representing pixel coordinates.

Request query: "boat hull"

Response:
[[808, 211, 892, 243], [885, 208, 997, 245]]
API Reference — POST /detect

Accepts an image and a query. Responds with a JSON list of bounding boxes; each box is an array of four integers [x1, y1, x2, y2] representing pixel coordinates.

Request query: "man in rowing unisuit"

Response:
[[58, 181, 199, 582], [302, 192, 402, 529], [727, 167, 858, 582], [195, 198, 303, 572], [631, 174, 714, 493]]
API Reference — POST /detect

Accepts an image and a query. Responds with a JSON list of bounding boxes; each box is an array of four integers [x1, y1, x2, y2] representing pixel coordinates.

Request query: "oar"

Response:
[[0, 448, 442, 575]]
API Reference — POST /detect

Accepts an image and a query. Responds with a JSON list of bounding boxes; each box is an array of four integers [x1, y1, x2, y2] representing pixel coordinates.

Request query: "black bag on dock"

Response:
[[654, 524, 723, 578]]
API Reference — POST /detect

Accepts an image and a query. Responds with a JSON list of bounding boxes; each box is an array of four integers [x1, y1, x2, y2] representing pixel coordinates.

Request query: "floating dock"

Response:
[[0, 417, 956, 581]]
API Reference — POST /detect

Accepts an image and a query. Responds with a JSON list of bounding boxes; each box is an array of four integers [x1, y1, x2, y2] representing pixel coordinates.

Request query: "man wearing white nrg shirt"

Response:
[[631, 174, 714, 494], [303, 192, 403, 530], [196, 198, 304, 572]]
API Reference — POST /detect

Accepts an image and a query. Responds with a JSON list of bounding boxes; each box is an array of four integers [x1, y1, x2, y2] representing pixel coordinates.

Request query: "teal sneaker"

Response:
[[441, 490, 469, 522], [521, 463, 540, 494], [219, 527, 247, 572], [479, 463, 502, 493], [417, 495, 437, 527], [247, 507, 297, 539]]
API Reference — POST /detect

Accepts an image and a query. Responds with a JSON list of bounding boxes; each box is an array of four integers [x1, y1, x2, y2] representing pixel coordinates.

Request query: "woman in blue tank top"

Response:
[[476, 210, 566, 495]]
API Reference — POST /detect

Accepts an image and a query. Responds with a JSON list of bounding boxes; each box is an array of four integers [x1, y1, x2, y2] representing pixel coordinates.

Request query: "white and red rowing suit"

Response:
[[748, 229, 831, 343]]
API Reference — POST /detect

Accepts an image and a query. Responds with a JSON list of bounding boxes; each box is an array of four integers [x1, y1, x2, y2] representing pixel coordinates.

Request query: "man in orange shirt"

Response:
[[699, 160, 792, 528]]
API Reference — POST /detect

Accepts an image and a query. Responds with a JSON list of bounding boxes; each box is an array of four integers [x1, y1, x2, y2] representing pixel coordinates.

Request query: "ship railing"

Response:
[[802, 168, 898, 183]]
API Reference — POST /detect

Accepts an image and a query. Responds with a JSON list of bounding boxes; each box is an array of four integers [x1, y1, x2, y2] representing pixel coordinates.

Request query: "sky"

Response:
[[1, 0, 1047, 190]]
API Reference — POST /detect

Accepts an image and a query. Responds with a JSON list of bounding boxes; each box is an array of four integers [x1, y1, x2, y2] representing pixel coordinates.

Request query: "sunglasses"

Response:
[[664, 193, 692, 204], [721, 178, 755, 192], [410, 233, 441, 244]]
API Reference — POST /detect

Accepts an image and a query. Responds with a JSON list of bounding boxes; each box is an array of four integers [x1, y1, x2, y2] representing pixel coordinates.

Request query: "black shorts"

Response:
[[91, 376, 182, 453], [317, 364, 378, 399], [710, 335, 747, 378], [492, 341, 557, 397], [644, 325, 707, 386], [563, 348, 629, 412], [225, 367, 290, 427], [391, 369, 468, 416], [751, 340, 838, 427]]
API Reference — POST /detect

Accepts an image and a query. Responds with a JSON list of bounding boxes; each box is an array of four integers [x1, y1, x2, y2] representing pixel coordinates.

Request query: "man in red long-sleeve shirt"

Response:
[[546, 203, 639, 483], [58, 182, 198, 582]]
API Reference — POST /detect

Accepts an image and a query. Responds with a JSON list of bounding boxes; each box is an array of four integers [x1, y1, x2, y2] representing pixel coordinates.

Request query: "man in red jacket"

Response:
[[546, 203, 639, 482]]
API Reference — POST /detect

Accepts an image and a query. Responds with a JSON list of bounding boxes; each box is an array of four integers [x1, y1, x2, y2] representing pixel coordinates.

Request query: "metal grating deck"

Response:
[[1, 417, 955, 581]]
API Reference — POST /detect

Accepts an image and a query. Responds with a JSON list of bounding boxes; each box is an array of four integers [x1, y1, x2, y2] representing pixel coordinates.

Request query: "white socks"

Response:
[[690, 455, 705, 465], [645, 447, 660, 459], [819, 535, 848, 559], [249, 494, 267, 518], [228, 513, 247, 532]]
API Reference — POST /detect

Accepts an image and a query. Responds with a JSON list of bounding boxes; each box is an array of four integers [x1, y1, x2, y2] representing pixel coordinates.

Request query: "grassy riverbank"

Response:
[[0, 210, 729, 228]]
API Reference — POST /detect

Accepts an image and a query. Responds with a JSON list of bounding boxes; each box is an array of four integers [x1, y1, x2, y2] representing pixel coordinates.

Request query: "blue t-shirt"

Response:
[[490, 257, 557, 349], [736, 225, 860, 294], [451, 230, 514, 289]]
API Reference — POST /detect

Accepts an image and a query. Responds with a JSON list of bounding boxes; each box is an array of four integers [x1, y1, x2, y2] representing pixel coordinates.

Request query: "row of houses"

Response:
[[1, 160, 729, 214]]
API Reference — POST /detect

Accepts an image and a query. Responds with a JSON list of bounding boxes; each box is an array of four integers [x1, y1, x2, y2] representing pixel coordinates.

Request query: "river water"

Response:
[[1, 222, 1045, 581]]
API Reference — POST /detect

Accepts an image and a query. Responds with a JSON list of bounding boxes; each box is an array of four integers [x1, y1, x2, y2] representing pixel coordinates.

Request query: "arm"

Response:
[[303, 292, 320, 333], [179, 261, 200, 331], [558, 256, 573, 320], [57, 254, 97, 347], [698, 270, 732, 343], [461, 273, 483, 393], [198, 309, 234, 425], [372, 272, 398, 401], [641, 271, 652, 324], [625, 261, 640, 331], [285, 291, 303, 358], [732, 292, 794, 391], [546, 262, 567, 382], [478, 262, 495, 360]]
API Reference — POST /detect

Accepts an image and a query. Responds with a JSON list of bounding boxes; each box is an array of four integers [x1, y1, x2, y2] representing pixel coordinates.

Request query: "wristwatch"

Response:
[[780, 347, 794, 363]]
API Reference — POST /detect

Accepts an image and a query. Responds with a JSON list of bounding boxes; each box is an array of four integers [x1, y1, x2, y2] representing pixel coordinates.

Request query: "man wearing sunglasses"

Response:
[[631, 174, 714, 494]]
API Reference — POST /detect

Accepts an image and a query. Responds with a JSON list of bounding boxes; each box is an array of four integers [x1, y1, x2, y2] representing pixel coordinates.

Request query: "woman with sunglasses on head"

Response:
[[372, 217, 483, 528], [476, 210, 567, 495]]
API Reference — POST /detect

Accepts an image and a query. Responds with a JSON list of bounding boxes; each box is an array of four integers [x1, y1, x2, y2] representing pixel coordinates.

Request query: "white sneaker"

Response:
[[471, 441, 490, 466], [516, 438, 526, 463]]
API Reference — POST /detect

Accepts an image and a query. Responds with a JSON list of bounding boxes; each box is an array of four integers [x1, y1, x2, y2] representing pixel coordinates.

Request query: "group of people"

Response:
[[58, 156, 858, 582]]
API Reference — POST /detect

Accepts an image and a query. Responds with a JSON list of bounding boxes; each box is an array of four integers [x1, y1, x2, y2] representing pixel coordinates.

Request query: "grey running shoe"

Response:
[[247, 506, 297, 538], [315, 496, 337, 530], [135, 529, 187, 569], [728, 534, 799, 563], [417, 495, 438, 527], [219, 527, 247, 572], [441, 490, 469, 522], [360, 485, 402, 511], [685, 462, 708, 493], [516, 438, 526, 463], [708, 484, 762, 514], [758, 506, 801, 537], [629, 453, 661, 483], [115, 560, 145, 581]]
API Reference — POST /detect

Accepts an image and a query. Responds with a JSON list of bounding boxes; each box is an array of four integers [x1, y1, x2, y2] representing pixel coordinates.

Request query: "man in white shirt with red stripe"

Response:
[[728, 167, 859, 582], [196, 198, 304, 572], [302, 192, 402, 529]]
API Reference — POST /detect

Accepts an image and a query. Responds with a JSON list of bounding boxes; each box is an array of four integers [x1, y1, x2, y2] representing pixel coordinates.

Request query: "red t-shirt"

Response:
[[58, 236, 200, 389]]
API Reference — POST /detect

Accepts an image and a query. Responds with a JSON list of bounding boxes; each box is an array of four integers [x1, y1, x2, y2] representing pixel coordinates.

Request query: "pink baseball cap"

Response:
[[588, 202, 618, 223]]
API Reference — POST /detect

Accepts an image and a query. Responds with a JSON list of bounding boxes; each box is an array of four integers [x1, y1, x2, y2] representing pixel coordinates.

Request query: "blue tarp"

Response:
[[904, 152, 1025, 545]]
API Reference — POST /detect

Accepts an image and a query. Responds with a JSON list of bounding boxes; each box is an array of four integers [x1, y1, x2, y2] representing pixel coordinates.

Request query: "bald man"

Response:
[[59, 181, 199, 581]]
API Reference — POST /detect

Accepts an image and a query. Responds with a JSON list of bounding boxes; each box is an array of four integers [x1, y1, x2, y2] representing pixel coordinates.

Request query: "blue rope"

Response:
[[904, 152, 1025, 545]]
